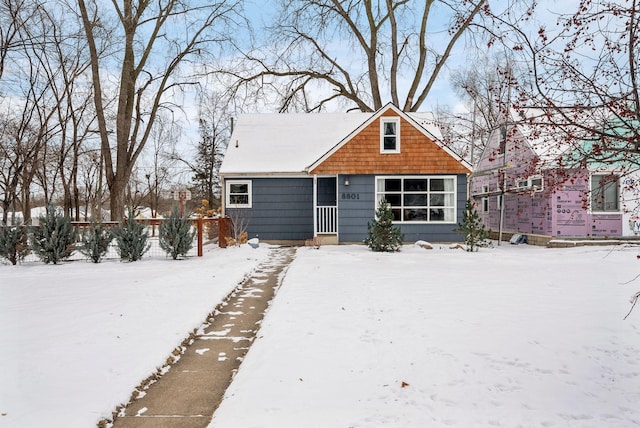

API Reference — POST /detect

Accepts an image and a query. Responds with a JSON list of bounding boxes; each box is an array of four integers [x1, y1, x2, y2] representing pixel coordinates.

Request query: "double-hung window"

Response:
[[380, 117, 400, 153], [482, 185, 489, 212], [376, 176, 456, 223], [529, 175, 543, 191], [498, 125, 507, 155], [226, 180, 252, 208], [591, 174, 619, 212]]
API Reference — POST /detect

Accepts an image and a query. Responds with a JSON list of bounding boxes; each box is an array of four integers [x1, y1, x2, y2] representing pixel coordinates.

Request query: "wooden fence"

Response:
[[71, 216, 231, 257]]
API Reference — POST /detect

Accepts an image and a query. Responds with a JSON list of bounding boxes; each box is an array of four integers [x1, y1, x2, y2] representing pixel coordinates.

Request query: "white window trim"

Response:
[[528, 175, 544, 192], [226, 180, 252, 208], [515, 178, 529, 189], [380, 117, 401, 153], [482, 185, 489, 212], [375, 175, 457, 224], [589, 173, 620, 214]]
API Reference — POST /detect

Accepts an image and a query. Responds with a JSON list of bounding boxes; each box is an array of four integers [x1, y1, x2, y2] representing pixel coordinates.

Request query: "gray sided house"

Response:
[[219, 104, 472, 245]]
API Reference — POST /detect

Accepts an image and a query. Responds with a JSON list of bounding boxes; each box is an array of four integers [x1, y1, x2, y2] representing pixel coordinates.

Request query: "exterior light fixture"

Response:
[[344, 176, 350, 186]]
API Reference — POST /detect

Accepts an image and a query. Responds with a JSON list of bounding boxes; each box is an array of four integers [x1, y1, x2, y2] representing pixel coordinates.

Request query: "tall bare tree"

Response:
[[485, 0, 640, 313], [0, 1, 73, 223], [228, 0, 535, 112], [503, 0, 640, 170], [78, 0, 243, 220], [140, 111, 180, 218], [0, 0, 36, 82], [176, 90, 229, 209], [0, 0, 41, 223], [441, 53, 520, 164], [23, 5, 96, 220]]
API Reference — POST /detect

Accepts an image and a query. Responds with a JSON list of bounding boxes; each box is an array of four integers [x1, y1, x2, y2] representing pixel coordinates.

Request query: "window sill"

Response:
[[590, 211, 621, 215], [392, 221, 457, 225]]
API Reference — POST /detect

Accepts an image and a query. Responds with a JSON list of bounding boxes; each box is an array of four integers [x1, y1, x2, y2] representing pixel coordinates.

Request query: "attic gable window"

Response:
[[226, 180, 252, 208], [380, 117, 400, 153], [498, 125, 507, 155]]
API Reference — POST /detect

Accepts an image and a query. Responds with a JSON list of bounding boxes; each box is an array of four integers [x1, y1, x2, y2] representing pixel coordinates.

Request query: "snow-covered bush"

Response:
[[30, 206, 76, 264], [159, 207, 195, 260], [112, 210, 150, 262], [79, 222, 113, 263], [365, 198, 403, 252], [0, 221, 30, 265], [455, 199, 489, 252]]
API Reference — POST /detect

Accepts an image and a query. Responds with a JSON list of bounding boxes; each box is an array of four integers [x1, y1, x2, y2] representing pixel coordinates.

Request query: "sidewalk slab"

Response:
[[110, 247, 296, 428]]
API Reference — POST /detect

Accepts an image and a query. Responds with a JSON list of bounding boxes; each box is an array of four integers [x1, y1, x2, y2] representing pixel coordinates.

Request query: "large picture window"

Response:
[[591, 174, 619, 212], [226, 180, 252, 208], [376, 176, 456, 223]]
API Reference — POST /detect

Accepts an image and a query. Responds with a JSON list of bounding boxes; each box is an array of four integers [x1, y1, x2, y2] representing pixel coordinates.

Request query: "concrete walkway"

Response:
[[109, 246, 297, 428]]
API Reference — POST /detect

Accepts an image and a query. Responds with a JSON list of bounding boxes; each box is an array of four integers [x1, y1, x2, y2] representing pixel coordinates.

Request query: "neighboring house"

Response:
[[219, 103, 471, 244], [471, 111, 640, 238]]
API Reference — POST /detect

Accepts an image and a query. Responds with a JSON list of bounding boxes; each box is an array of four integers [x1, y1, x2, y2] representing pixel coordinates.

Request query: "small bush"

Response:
[[159, 207, 195, 260], [225, 231, 247, 247], [30, 206, 76, 264], [112, 210, 150, 262], [79, 222, 113, 263], [365, 198, 404, 252], [0, 221, 30, 265], [455, 199, 489, 252]]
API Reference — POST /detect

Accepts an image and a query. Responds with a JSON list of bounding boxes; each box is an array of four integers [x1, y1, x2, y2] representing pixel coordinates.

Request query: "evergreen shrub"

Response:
[[79, 222, 113, 263], [0, 221, 30, 265], [159, 207, 195, 260], [364, 198, 404, 252], [30, 206, 76, 264], [455, 199, 490, 252], [112, 210, 150, 262]]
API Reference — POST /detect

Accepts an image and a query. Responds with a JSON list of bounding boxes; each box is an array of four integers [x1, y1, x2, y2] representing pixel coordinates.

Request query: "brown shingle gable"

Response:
[[310, 112, 470, 175]]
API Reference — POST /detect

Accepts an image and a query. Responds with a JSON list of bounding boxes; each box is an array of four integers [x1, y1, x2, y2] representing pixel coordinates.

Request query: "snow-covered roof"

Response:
[[220, 110, 444, 175], [497, 109, 572, 166]]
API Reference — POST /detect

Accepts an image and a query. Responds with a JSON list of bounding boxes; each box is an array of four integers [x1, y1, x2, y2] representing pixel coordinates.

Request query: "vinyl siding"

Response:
[[225, 175, 466, 243], [338, 174, 467, 243], [226, 178, 313, 241]]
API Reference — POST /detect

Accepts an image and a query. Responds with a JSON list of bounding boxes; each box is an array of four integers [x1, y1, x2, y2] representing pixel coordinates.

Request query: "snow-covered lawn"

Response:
[[1, 243, 639, 428], [0, 244, 271, 428], [211, 244, 640, 428]]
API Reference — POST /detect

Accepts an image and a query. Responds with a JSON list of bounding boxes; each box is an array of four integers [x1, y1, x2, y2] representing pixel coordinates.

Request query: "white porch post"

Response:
[[313, 174, 318, 237]]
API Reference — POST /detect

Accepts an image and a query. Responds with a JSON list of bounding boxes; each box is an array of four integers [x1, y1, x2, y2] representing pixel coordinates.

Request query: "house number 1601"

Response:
[[341, 193, 360, 200]]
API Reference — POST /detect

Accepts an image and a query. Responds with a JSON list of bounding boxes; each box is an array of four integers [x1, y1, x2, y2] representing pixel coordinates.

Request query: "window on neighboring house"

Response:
[[376, 176, 456, 223], [498, 125, 507, 155], [380, 117, 400, 153], [591, 174, 619, 212], [482, 185, 489, 212], [516, 178, 529, 189], [226, 180, 252, 208], [529, 175, 543, 191]]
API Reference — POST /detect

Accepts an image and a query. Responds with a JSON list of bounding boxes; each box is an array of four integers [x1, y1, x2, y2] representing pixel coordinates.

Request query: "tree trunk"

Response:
[[109, 176, 128, 221]]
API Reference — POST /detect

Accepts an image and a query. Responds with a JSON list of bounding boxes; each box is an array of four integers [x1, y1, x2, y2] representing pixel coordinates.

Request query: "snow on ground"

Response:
[[0, 244, 271, 428], [1, 242, 639, 428], [210, 243, 640, 428]]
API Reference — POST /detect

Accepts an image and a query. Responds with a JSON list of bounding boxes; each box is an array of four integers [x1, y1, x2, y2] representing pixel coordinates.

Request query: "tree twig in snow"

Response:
[[623, 291, 640, 320]]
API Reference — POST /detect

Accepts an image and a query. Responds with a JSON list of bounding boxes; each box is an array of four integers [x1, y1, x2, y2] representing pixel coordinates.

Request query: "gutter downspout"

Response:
[[220, 174, 226, 217]]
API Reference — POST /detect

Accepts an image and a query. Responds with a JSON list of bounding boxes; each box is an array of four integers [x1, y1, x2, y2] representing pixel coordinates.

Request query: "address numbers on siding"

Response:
[[341, 193, 360, 200]]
